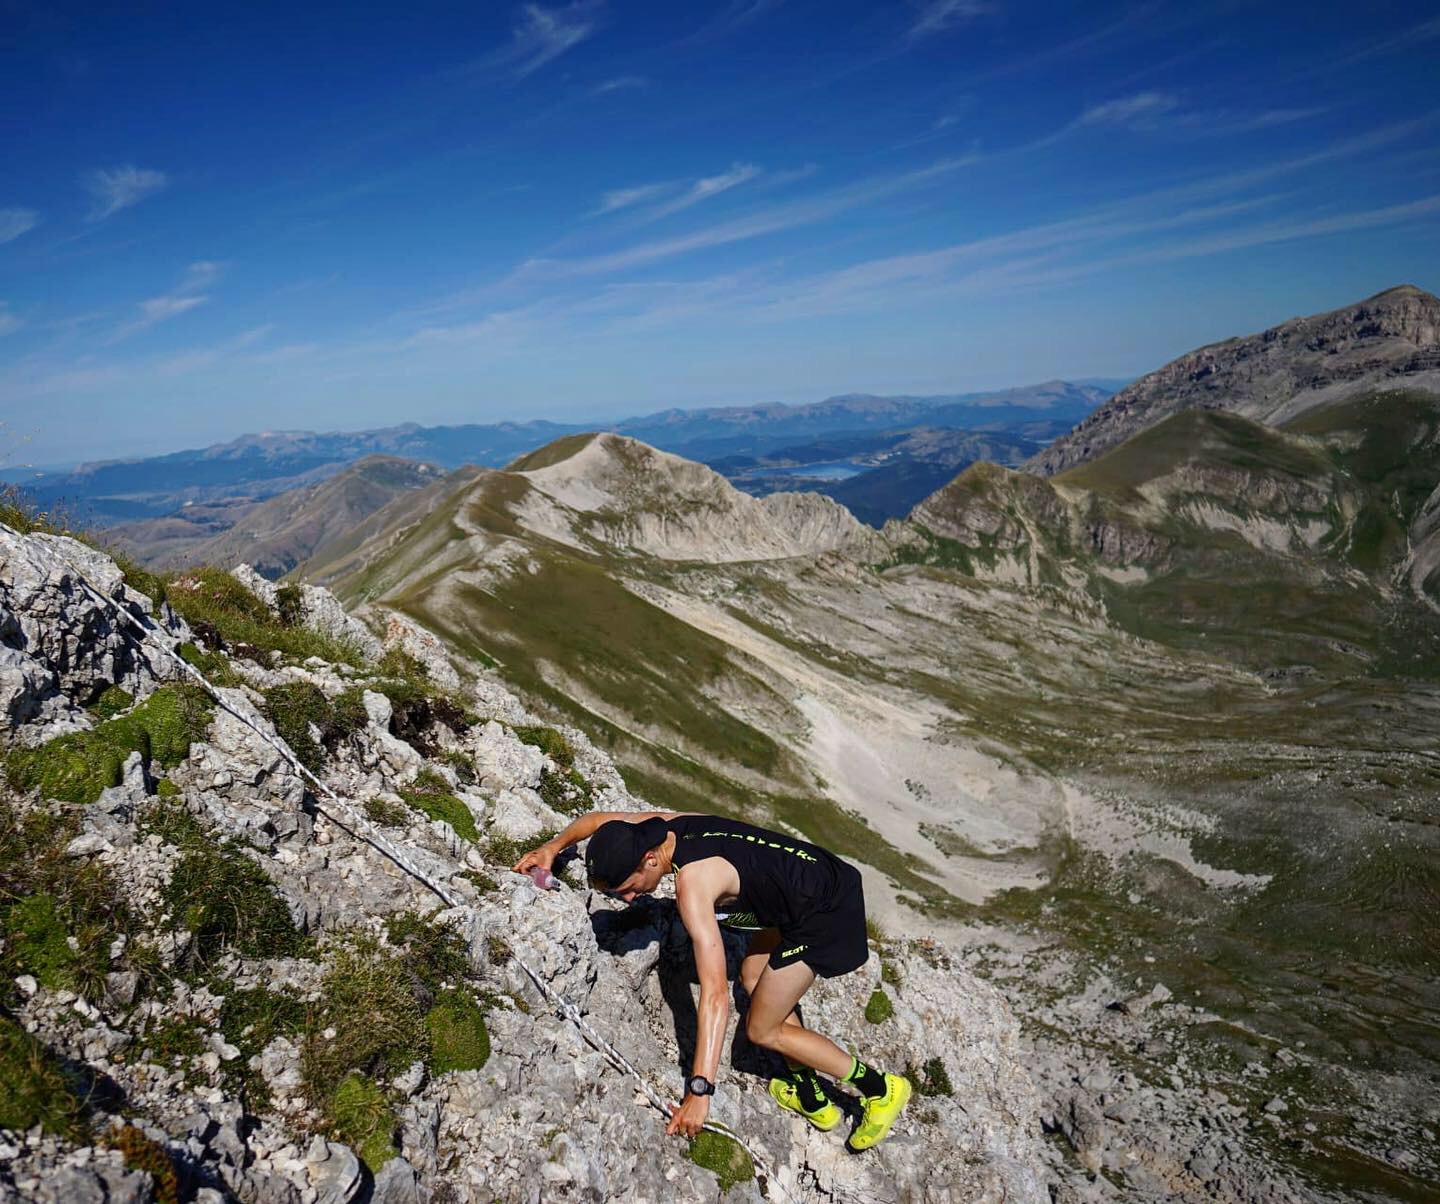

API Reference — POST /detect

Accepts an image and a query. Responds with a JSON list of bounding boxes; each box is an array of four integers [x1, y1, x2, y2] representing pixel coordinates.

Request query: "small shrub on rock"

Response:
[[104, 1125, 180, 1204], [365, 796, 409, 827], [219, 986, 307, 1107], [260, 682, 369, 774], [0, 798, 139, 1001], [384, 911, 472, 992], [906, 1056, 954, 1097], [274, 583, 304, 628], [482, 827, 559, 872], [864, 988, 894, 1025], [164, 567, 363, 667], [148, 801, 305, 968], [302, 936, 428, 1103], [538, 766, 593, 817]]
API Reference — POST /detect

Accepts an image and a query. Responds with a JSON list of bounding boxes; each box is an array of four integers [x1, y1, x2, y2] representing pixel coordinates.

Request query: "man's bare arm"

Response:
[[512, 810, 686, 873], [675, 861, 730, 1084]]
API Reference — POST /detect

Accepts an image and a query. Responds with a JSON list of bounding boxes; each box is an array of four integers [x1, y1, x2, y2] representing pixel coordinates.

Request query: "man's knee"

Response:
[[746, 1012, 780, 1049]]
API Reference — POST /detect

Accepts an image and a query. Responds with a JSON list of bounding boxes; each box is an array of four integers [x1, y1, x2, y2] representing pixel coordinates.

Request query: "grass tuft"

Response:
[[146, 800, 306, 968], [327, 1072, 398, 1171], [260, 682, 369, 774], [164, 567, 365, 667], [0, 1014, 86, 1137]]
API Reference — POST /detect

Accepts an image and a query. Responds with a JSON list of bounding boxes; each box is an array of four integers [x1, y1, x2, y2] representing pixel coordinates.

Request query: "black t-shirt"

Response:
[[666, 815, 849, 930]]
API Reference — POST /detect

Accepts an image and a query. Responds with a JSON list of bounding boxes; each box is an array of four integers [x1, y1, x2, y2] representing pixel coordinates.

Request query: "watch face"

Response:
[[687, 1075, 712, 1096]]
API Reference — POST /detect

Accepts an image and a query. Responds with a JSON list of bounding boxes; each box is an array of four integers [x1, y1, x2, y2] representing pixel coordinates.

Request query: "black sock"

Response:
[[784, 1059, 826, 1111], [843, 1056, 886, 1098]]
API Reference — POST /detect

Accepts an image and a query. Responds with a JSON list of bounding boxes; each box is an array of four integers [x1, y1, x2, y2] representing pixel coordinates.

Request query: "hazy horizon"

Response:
[[3, 0, 1438, 465]]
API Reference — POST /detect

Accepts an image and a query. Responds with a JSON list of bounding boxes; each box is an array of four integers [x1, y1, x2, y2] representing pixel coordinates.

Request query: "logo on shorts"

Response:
[[779, 944, 807, 959]]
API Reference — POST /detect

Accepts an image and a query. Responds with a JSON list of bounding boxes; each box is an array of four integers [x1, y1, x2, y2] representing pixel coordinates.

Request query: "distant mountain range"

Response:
[[29, 379, 1115, 569]]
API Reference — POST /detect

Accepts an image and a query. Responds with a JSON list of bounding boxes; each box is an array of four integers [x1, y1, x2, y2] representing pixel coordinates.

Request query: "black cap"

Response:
[[585, 817, 669, 890]]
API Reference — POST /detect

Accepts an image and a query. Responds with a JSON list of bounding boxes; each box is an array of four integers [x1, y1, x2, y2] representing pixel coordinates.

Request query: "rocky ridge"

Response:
[[513, 433, 871, 563], [1027, 285, 1440, 476], [0, 524, 1046, 1203]]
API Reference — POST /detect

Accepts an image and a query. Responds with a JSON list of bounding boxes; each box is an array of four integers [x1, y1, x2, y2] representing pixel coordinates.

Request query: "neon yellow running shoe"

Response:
[[846, 1073, 912, 1151], [768, 1077, 842, 1132]]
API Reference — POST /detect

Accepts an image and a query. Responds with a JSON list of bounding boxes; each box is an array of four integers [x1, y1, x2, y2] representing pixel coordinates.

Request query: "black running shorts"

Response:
[[767, 862, 869, 979]]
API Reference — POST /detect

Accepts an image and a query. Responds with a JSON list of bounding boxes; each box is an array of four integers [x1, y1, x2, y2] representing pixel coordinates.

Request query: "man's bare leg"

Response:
[[744, 959, 851, 1079], [740, 930, 800, 1026]]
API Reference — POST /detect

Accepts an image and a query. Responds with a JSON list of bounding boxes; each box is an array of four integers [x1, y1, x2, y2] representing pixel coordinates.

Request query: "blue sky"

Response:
[[2, 0, 1438, 466]]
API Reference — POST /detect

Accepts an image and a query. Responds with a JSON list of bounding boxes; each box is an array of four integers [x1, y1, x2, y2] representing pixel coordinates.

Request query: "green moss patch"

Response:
[[398, 770, 478, 842], [88, 686, 134, 721], [864, 988, 894, 1025], [425, 992, 491, 1073], [687, 1130, 754, 1192], [4, 684, 213, 805]]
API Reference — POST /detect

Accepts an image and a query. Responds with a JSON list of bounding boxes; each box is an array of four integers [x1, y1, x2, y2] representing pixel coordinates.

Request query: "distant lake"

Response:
[[771, 461, 863, 481]]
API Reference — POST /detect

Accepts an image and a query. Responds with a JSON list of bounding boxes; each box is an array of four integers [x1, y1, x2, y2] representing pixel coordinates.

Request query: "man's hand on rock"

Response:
[[665, 1092, 710, 1138], [513, 842, 556, 874]]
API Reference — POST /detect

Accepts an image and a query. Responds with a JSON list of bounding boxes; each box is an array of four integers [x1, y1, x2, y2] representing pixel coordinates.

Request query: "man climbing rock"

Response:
[[515, 811, 911, 1150]]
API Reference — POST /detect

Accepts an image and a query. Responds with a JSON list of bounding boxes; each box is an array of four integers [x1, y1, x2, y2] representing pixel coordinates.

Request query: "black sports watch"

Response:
[[685, 1074, 716, 1098]]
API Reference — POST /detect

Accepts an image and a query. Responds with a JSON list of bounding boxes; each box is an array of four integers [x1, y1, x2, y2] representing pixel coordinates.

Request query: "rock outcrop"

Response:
[[0, 526, 1047, 1202], [1028, 285, 1440, 476]]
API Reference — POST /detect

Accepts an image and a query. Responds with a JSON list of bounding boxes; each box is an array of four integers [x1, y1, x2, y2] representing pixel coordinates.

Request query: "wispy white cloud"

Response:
[[1078, 92, 1180, 130], [642, 162, 762, 221], [0, 304, 21, 337], [155, 325, 272, 377], [679, 0, 783, 45], [530, 156, 973, 279], [909, 0, 987, 38], [0, 209, 40, 245], [596, 182, 672, 214], [592, 74, 647, 95], [494, 2, 602, 79], [110, 260, 225, 341], [83, 165, 168, 222]]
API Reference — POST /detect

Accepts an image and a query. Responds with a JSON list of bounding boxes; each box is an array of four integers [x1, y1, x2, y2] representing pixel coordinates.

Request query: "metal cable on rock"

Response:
[[0, 525, 811, 1203]]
